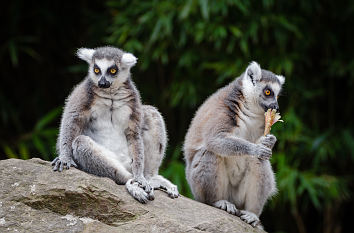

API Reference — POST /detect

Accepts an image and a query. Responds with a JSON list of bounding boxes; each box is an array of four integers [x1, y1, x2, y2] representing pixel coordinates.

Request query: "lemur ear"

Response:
[[121, 53, 137, 68], [244, 61, 262, 85], [276, 75, 285, 85], [76, 48, 95, 63]]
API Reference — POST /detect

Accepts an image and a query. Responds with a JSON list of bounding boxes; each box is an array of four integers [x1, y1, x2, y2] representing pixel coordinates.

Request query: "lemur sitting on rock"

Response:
[[52, 46, 178, 203]]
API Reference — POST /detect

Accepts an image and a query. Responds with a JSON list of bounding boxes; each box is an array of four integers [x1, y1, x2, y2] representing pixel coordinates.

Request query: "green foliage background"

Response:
[[1, 0, 353, 232]]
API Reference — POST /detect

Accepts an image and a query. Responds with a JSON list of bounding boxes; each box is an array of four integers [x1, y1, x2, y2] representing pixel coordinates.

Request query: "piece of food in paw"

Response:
[[264, 109, 283, 136]]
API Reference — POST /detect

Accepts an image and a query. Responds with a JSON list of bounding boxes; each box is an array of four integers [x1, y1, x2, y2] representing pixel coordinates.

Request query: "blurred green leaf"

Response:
[[34, 107, 62, 131], [8, 41, 18, 66], [198, 0, 209, 20], [3, 145, 18, 159], [18, 142, 30, 160]]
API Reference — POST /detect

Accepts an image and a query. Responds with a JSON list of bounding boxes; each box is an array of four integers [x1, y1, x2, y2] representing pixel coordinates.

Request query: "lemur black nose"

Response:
[[98, 77, 110, 88], [268, 103, 279, 112], [98, 82, 110, 88]]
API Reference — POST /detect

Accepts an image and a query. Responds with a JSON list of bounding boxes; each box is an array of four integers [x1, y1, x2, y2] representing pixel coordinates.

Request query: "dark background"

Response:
[[1, 0, 353, 232]]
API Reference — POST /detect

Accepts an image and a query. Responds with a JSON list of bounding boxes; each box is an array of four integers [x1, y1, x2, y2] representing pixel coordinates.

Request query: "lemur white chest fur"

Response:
[[232, 110, 264, 143], [83, 90, 132, 167], [226, 107, 265, 187]]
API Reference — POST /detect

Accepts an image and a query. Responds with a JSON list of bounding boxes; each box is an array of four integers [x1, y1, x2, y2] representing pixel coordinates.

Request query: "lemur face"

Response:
[[76, 47, 137, 89], [257, 81, 282, 112], [242, 62, 285, 113], [91, 59, 118, 88]]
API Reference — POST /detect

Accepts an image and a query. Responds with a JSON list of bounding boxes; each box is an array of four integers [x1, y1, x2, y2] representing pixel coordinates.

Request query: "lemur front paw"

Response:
[[213, 200, 241, 216], [254, 144, 272, 160], [126, 178, 154, 203], [257, 134, 277, 149], [133, 176, 153, 196], [51, 157, 78, 172], [166, 185, 179, 199], [240, 210, 261, 228]]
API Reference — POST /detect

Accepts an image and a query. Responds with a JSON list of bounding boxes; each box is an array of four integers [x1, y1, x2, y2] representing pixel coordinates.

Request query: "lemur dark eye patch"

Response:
[[93, 65, 101, 74], [264, 88, 273, 97], [107, 65, 118, 76]]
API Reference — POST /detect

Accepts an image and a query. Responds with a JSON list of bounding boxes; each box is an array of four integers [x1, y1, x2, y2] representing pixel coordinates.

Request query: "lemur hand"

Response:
[[253, 144, 272, 160], [126, 176, 154, 204], [257, 134, 277, 149], [51, 156, 78, 172], [133, 176, 153, 196]]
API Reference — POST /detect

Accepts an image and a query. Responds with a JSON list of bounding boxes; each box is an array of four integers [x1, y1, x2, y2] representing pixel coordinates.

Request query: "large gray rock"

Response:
[[0, 158, 264, 233]]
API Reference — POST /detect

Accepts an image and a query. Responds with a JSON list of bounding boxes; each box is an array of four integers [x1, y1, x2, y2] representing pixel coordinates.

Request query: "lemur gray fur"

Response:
[[52, 46, 178, 203], [183, 62, 285, 228]]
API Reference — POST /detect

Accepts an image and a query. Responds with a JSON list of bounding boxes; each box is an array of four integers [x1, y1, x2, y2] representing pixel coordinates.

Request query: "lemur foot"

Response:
[[165, 185, 179, 199], [133, 176, 153, 194], [126, 178, 154, 203], [213, 200, 240, 216], [153, 184, 179, 198], [240, 210, 261, 228], [51, 157, 78, 172], [148, 175, 179, 199], [255, 223, 264, 230]]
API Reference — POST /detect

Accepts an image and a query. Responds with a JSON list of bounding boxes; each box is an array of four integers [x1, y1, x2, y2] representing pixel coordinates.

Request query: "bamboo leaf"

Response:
[[3, 145, 18, 159], [34, 107, 62, 131], [18, 142, 30, 160]]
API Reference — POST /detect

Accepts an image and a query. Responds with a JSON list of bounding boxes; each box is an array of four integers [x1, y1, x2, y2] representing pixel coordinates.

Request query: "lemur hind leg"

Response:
[[72, 135, 151, 203], [72, 135, 131, 183], [239, 160, 276, 228], [142, 105, 179, 198], [186, 149, 239, 214]]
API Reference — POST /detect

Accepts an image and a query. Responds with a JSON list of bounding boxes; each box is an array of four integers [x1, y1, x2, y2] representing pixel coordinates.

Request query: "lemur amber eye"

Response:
[[94, 68, 100, 74], [265, 89, 271, 96], [110, 68, 117, 74]]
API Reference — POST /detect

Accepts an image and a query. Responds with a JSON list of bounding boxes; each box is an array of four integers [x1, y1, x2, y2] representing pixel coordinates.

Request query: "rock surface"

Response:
[[0, 158, 264, 233]]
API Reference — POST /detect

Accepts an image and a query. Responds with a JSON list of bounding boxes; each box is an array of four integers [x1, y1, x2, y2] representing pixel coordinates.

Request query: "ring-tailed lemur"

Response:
[[183, 62, 285, 228], [52, 46, 178, 203]]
